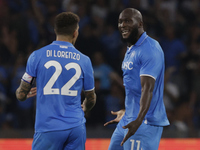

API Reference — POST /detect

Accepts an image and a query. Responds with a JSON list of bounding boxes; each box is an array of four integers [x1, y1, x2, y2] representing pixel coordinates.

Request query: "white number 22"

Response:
[[43, 60, 81, 96]]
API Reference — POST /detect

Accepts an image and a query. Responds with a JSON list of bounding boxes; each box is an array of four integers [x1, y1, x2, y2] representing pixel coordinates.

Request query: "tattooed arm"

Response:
[[81, 89, 96, 114], [16, 80, 36, 101]]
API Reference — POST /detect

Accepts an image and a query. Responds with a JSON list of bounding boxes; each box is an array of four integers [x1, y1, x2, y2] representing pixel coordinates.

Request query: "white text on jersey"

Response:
[[122, 61, 133, 70], [46, 50, 80, 60]]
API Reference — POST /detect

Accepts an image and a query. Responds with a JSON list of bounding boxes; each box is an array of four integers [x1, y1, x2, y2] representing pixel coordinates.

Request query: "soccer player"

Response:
[[104, 8, 170, 150], [16, 12, 96, 150]]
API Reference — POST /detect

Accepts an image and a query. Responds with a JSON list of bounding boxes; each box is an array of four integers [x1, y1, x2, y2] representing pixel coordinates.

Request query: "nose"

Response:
[[119, 21, 125, 28]]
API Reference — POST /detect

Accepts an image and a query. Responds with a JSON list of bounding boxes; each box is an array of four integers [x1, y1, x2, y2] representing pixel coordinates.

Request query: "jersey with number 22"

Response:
[[25, 41, 94, 132]]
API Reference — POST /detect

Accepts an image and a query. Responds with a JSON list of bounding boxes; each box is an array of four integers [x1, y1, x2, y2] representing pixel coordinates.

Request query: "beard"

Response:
[[121, 27, 139, 45]]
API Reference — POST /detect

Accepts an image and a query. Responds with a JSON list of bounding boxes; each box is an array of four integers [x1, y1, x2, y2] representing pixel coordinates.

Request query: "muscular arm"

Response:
[[16, 80, 32, 101], [82, 89, 96, 114], [121, 76, 155, 145], [137, 76, 155, 122]]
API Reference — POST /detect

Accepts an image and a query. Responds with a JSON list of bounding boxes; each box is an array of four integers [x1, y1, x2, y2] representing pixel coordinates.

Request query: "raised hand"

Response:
[[104, 109, 125, 126]]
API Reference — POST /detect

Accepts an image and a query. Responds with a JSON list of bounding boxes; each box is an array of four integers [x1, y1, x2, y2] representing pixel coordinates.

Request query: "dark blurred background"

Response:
[[0, 0, 200, 139]]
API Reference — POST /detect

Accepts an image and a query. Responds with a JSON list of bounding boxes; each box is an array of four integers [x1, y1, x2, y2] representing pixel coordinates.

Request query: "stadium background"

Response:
[[0, 0, 200, 149]]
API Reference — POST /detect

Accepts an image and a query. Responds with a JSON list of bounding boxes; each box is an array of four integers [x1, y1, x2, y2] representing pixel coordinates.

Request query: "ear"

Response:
[[73, 29, 78, 38], [139, 21, 143, 28], [54, 28, 57, 34]]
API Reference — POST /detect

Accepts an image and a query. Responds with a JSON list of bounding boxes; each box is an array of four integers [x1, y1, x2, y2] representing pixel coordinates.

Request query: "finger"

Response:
[[121, 131, 131, 146], [122, 123, 130, 129], [31, 89, 37, 93], [104, 120, 115, 126], [104, 121, 112, 126], [122, 126, 127, 129], [27, 92, 37, 98], [111, 111, 117, 115], [29, 91, 36, 95], [30, 88, 37, 93], [31, 87, 37, 90], [30, 90, 37, 95], [30, 87, 36, 91]]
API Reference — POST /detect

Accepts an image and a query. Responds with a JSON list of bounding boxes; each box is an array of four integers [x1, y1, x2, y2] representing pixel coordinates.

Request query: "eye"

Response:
[[125, 20, 130, 23]]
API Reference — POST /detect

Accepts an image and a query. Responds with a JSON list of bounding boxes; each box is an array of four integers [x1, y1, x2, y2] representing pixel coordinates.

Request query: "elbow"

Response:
[[15, 90, 26, 101], [16, 95, 26, 102]]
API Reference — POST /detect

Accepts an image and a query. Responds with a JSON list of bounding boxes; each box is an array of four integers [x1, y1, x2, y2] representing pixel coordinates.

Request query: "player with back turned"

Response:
[[104, 8, 170, 150], [16, 12, 96, 150]]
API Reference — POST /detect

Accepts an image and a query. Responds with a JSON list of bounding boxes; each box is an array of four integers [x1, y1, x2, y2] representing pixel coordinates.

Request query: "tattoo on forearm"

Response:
[[16, 81, 31, 101], [85, 91, 96, 111]]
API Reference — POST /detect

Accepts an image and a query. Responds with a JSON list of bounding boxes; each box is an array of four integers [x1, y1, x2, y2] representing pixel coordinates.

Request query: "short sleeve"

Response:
[[26, 51, 37, 77], [139, 49, 163, 80], [83, 57, 95, 91]]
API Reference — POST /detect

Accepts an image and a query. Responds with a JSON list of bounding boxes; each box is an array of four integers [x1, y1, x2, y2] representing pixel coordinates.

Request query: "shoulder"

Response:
[[141, 37, 163, 54], [32, 44, 51, 55], [138, 37, 164, 62], [74, 47, 91, 61]]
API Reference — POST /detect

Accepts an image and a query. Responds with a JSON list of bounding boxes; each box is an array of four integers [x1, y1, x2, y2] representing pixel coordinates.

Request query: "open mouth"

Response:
[[121, 30, 129, 36]]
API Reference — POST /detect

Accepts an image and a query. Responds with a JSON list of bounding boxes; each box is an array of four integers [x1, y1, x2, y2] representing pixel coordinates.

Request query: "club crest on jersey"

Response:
[[131, 51, 135, 58], [122, 61, 133, 70]]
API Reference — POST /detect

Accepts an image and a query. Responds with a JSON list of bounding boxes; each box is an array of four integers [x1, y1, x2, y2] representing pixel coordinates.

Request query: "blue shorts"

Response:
[[32, 124, 86, 150], [108, 120, 163, 150]]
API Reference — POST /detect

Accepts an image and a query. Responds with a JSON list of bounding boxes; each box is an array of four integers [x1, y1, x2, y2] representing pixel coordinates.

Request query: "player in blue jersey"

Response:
[[104, 8, 170, 150], [16, 12, 96, 150]]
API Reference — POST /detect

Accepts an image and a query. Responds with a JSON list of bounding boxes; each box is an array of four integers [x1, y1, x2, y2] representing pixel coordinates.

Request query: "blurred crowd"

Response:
[[0, 0, 200, 137]]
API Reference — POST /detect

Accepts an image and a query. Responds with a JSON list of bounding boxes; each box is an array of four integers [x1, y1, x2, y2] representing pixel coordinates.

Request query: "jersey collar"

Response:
[[135, 32, 148, 46], [51, 41, 74, 47], [127, 32, 148, 53]]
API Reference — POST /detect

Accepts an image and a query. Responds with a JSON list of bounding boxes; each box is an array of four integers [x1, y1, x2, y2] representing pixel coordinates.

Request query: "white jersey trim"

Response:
[[84, 87, 95, 92], [140, 74, 156, 80], [138, 35, 148, 46]]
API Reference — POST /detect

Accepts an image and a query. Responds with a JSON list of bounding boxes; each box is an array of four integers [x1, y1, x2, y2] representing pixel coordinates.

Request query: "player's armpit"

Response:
[[82, 89, 96, 113], [16, 80, 32, 101]]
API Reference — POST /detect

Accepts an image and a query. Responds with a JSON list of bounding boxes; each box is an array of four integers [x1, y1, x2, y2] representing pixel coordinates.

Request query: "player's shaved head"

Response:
[[118, 8, 144, 46], [120, 8, 143, 23]]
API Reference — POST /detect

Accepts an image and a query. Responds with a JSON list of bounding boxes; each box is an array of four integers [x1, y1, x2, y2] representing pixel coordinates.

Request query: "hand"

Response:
[[104, 109, 125, 126], [120, 119, 142, 146], [81, 103, 86, 113], [81, 100, 87, 114], [27, 87, 37, 99]]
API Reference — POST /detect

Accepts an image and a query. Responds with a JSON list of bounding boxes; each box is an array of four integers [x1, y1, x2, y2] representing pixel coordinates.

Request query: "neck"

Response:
[[127, 30, 144, 46], [56, 35, 74, 45]]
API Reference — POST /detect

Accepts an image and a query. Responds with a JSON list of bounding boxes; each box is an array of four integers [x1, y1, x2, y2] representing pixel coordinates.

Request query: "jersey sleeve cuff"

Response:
[[84, 87, 95, 92], [140, 74, 156, 80]]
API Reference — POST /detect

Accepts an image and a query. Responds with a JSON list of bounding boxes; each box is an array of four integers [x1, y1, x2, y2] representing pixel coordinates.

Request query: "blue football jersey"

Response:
[[121, 32, 169, 126], [25, 41, 94, 132]]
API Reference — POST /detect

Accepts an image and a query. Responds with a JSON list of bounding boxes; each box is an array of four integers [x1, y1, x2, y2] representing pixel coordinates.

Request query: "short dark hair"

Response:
[[54, 12, 80, 36]]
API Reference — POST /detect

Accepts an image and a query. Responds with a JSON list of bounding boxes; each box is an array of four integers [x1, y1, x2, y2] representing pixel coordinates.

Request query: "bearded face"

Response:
[[120, 24, 139, 45], [118, 11, 140, 45]]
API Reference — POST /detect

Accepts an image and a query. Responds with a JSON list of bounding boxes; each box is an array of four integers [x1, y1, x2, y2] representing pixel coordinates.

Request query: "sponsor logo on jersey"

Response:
[[122, 61, 133, 70]]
